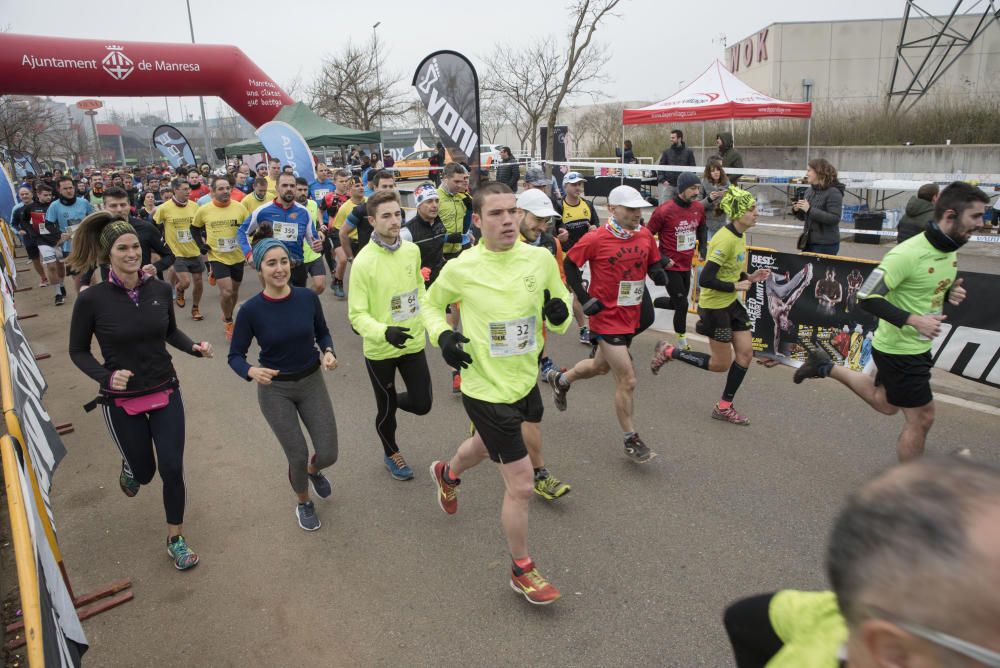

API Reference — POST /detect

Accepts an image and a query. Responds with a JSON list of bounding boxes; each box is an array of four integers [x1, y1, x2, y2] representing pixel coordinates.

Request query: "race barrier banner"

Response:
[[152, 124, 196, 168], [255, 120, 316, 184], [0, 158, 17, 228], [744, 248, 1000, 388], [412, 50, 482, 173], [0, 276, 88, 664]]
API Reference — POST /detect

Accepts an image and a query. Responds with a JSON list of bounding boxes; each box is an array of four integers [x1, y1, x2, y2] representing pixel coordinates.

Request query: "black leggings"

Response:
[[364, 351, 433, 456], [663, 270, 692, 334], [101, 389, 187, 525], [636, 288, 655, 335], [723, 593, 783, 668]]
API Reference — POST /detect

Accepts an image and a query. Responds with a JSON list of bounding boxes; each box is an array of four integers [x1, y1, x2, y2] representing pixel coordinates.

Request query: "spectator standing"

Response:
[[656, 129, 696, 204], [699, 159, 730, 237], [896, 183, 939, 244], [622, 140, 636, 164], [793, 158, 844, 256], [495, 147, 520, 192], [715, 131, 744, 173]]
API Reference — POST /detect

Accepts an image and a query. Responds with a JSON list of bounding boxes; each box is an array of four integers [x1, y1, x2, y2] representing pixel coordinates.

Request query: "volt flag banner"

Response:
[[9, 150, 43, 177], [255, 121, 315, 184], [412, 51, 481, 173], [0, 159, 16, 227], [152, 125, 196, 168]]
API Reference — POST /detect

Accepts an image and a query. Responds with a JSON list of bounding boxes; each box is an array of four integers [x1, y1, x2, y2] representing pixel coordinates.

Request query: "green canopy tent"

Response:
[[222, 102, 381, 157]]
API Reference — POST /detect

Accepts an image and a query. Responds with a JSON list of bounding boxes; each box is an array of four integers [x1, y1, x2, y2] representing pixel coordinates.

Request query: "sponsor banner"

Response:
[[745, 248, 1000, 388], [10, 150, 45, 177], [152, 124, 196, 168], [254, 121, 316, 184], [412, 51, 481, 173], [0, 159, 17, 227], [540, 126, 570, 189]]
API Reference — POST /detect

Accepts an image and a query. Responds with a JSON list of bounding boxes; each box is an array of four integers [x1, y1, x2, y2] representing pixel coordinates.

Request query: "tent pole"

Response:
[[701, 123, 705, 164], [805, 118, 812, 166], [620, 123, 625, 184], [730, 117, 735, 144]]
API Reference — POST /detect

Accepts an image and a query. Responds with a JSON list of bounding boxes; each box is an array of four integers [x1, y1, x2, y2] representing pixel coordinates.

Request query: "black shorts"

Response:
[[872, 348, 933, 408], [462, 385, 543, 464], [25, 244, 40, 260], [350, 240, 361, 258], [590, 332, 634, 347], [304, 258, 326, 278], [209, 261, 244, 283], [697, 301, 751, 343]]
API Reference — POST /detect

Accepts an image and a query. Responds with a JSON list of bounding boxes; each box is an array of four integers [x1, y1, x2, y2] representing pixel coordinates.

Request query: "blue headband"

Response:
[[252, 238, 288, 271]]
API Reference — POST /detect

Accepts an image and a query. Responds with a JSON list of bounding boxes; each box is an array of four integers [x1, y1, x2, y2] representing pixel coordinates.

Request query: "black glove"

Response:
[[444, 232, 465, 243], [542, 289, 569, 326], [438, 330, 472, 369], [582, 298, 605, 316], [198, 244, 211, 255], [384, 326, 413, 349], [648, 265, 668, 286]]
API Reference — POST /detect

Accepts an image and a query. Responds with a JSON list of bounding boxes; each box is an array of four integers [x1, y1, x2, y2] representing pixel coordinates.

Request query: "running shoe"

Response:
[[223, 320, 235, 341], [676, 335, 691, 352], [539, 356, 555, 381], [578, 326, 591, 345], [510, 560, 561, 605], [191, 305, 204, 321], [176, 292, 186, 308], [308, 470, 332, 499], [207, 268, 216, 287], [712, 403, 751, 426], [38, 278, 48, 288], [54, 293, 65, 306], [429, 460, 459, 514], [793, 348, 834, 384], [333, 281, 346, 299], [533, 473, 571, 500], [451, 372, 462, 394], [166, 535, 199, 570], [384, 452, 414, 481], [624, 433, 657, 463], [119, 466, 139, 497], [544, 369, 568, 411], [296, 500, 321, 531], [650, 340, 672, 375]]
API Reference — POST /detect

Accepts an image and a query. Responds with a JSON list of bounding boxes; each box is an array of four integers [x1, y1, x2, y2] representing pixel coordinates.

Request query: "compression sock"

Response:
[[722, 361, 749, 403], [442, 463, 461, 485], [533, 467, 549, 481], [667, 345, 711, 370]]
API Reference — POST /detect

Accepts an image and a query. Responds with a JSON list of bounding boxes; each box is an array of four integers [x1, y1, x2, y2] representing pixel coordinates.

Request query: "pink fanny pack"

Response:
[[114, 389, 174, 416]]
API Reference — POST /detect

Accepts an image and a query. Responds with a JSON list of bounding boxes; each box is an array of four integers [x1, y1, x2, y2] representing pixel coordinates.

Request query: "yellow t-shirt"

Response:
[[264, 176, 277, 201], [154, 199, 200, 258], [241, 193, 269, 215], [303, 200, 321, 263], [332, 198, 362, 241], [192, 200, 248, 265]]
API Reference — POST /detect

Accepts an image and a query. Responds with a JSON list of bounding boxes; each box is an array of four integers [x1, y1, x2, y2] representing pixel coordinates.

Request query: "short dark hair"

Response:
[[367, 189, 401, 217], [916, 183, 939, 202], [294, 176, 309, 187], [103, 186, 129, 201], [443, 163, 468, 179], [671, 129, 683, 139], [472, 182, 513, 215], [372, 170, 394, 186], [171, 177, 189, 191], [934, 181, 989, 222], [35, 184, 53, 194], [56, 175, 74, 189], [268, 157, 280, 165], [276, 171, 297, 185], [211, 176, 230, 190]]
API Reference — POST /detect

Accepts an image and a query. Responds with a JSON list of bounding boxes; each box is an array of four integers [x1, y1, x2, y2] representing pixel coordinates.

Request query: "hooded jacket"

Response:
[[798, 182, 845, 246], [715, 132, 744, 170], [896, 195, 935, 244], [656, 142, 696, 186]]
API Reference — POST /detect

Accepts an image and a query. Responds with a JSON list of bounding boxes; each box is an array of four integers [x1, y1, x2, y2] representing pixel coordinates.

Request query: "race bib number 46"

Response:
[[617, 280, 644, 306], [488, 316, 537, 357], [390, 288, 420, 322]]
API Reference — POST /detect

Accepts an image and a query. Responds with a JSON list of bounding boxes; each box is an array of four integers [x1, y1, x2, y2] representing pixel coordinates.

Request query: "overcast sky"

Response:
[[4, 0, 958, 122]]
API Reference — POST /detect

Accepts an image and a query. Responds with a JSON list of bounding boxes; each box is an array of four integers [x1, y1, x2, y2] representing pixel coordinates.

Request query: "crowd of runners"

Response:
[[6, 150, 994, 641]]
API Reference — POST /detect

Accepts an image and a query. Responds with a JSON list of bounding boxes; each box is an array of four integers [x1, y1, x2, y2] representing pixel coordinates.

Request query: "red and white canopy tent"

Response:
[[622, 59, 813, 167]]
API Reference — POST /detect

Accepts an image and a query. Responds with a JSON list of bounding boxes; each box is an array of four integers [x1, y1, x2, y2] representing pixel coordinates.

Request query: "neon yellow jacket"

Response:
[[348, 240, 427, 360], [423, 242, 571, 404]]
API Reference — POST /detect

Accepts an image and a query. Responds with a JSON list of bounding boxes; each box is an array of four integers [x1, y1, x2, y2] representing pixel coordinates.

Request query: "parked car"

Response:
[[393, 148, 452, 180], [480, 144, 502, 168]]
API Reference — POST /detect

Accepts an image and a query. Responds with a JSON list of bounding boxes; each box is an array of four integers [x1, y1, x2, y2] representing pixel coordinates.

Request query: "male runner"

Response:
[[436, 163, 473, 393], [241, 174, 270, 215], [546, 185, 669, 463], [155, 178, 205, 320], [321, 169, 353, 297], [187, 170, 210, 200], [46, 176, 95, 298], [650, 186, 771, 425], [17, 185, 66, 304], [557, 171, 601, 344], [399, 183, 465, 287], [329, 176, 364, 297], [295, 177, 327, 295], [647, 172, 708, 351], [425, 182, 571, 604], [794, 181, 987, 461], [192, 176, 249, 339], [339, 170, 397, 261], [347, 190, 432, 481], [10, 185, 48, 286], [238, 172, 321, 288]]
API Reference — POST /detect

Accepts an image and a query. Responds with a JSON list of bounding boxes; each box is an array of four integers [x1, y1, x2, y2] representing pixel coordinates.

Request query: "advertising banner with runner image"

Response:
[[412, 50, 481, 176], [152, 124, 196, 168], [744, 248, 878, 370]]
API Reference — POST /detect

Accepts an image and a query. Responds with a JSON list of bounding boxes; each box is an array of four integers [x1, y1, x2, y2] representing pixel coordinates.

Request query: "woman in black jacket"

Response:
[[793, 158, 844, 255], [67, 212, 213, 571]]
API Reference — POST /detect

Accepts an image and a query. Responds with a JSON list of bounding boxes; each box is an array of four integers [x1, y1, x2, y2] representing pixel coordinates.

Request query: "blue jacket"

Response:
[[237, 200, 315, 262]]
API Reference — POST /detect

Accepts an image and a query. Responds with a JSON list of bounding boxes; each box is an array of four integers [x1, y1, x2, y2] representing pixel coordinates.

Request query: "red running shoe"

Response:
[[451, 372, 462, 394], [712, 403, 750, 426], [429, 460, 459, 514], [510, 560, 561, 605]]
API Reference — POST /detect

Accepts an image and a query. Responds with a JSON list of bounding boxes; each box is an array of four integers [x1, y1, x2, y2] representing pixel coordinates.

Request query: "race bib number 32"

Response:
[[617, 280, 644, 306], [390, 288, 420, 322], [488, 316, 537, 357]]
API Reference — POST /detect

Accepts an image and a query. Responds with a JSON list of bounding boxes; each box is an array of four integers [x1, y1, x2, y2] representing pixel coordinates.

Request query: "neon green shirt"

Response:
[[302, 200, 321, 263], [863, 233, 957, 355], [698, 225, 746, 310], [348, 240, 427, 360], [423, 242, 571, 404], [766, 590, 847, 668], [436, 186, 469, 255]]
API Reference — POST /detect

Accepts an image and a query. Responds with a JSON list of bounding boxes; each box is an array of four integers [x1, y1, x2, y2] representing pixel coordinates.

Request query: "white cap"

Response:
[[608, 185, 652, 208], [516, 189, 559, 217]]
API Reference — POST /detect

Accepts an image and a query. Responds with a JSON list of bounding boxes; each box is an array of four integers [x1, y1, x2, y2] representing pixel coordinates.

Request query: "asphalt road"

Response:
[[14, 254, 999, 667]]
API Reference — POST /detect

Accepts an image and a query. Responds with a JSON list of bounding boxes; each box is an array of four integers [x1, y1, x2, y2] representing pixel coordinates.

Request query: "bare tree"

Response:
[[479, 92, 508, 144], [309, 35, 411, 131], [543, 0, 622, 171], [575, 102, 626, 155]]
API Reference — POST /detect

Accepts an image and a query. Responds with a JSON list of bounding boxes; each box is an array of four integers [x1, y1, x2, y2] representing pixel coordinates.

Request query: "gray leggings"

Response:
[[257, 368, 339, 494]]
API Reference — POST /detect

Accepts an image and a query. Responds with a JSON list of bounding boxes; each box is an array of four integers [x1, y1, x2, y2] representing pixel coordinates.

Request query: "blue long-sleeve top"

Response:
[[228, 287, 335, 380]]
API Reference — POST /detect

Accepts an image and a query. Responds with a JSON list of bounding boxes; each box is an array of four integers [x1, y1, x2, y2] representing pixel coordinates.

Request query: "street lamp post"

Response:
[[373, 22, 385, 164], [186, 0, 214, 167]]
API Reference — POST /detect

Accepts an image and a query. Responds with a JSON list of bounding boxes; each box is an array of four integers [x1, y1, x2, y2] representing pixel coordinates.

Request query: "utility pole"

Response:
[[186, 0, 214, 166], [373, 21, 384, 162]]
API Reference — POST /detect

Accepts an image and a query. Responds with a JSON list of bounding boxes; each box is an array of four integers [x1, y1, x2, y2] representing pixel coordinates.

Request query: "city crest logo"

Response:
[[102, 45, 134, 81]]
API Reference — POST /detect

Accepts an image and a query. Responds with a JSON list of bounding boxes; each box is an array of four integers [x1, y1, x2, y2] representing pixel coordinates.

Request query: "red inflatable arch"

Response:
[[0, 34, 292, 127]]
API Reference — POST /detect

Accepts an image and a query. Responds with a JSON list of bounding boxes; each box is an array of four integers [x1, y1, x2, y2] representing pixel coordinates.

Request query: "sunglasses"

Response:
[[865, 606, 1000, 667]]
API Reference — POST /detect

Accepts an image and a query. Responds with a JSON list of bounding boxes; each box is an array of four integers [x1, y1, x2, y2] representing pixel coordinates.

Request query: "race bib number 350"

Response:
[[390, 288, 420, 322], [488, 316, 537, 357], [273, 222, 297, 241], [617, 280, 645, 306]]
